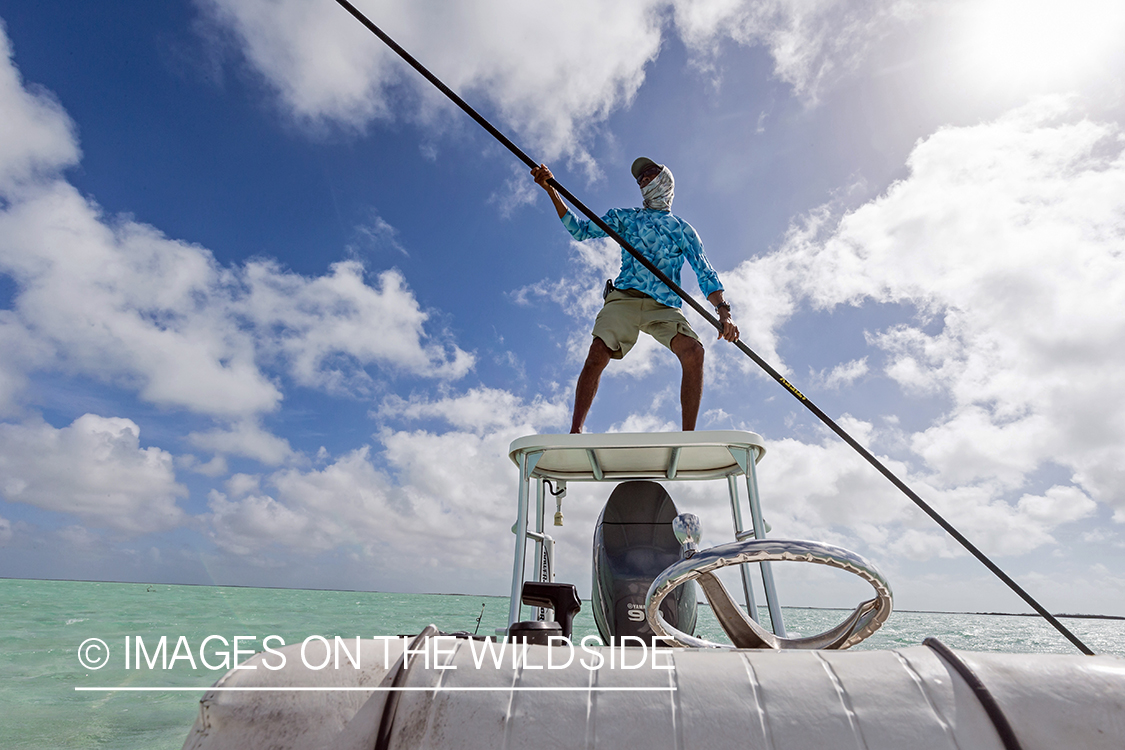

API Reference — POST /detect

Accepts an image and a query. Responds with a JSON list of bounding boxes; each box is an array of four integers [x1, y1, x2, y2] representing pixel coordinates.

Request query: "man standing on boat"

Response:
[[532, 158, 739, 433]]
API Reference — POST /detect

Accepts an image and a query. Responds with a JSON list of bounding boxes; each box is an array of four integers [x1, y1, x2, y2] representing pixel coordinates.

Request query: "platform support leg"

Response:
[[507, 451, 544, 631], [533, 478, 548, 621], [743, 448, 787, 637], [726, 475, 760, 622], [507, 454, 529, 629]]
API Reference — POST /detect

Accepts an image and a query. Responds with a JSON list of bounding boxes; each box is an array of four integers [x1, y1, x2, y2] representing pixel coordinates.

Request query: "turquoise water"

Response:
[[3, 578, 1122, 749]]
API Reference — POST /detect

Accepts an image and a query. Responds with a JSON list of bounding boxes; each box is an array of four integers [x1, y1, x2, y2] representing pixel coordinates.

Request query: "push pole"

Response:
[[330, 0, 1094, 656]]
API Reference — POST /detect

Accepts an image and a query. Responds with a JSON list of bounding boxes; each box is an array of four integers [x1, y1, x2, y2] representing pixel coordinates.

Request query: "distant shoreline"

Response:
[[779, 604, 1125, 621], [5, 576, 1124, 620]]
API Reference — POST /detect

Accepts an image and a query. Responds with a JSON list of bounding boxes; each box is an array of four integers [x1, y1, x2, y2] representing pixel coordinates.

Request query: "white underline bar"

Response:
[[75, 686, 676, 692]]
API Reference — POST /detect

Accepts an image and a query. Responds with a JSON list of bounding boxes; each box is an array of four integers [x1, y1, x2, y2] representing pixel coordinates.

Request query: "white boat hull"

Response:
[[183, 634, 1125, 749]]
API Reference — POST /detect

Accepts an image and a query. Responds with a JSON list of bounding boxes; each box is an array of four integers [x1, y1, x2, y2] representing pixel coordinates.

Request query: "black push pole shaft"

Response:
[[331, 0, 1094, 656]]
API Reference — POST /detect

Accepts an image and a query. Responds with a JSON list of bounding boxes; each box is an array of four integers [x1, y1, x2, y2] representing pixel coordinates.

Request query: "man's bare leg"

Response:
[[670, 333, 705, 431], [571, 338, 614, 433]]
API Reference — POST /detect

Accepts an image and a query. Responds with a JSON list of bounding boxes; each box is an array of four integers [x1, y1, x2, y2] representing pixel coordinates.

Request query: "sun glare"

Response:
[[951, 0, 1125, 94]]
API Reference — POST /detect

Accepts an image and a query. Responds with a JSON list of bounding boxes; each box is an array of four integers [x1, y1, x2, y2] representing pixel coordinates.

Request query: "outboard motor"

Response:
[[592, 481, 697, 642]]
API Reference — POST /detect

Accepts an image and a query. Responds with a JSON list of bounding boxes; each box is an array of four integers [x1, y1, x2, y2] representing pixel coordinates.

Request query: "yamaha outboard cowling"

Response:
[[592, 481, 697, 641]]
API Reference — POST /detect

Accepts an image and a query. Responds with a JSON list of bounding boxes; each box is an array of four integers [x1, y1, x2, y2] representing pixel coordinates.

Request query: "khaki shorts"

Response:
[[592, 289, 700, 359]]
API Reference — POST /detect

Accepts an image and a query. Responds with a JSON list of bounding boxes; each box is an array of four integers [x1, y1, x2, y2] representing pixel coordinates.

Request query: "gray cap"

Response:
[[631, 157, 663, 180]]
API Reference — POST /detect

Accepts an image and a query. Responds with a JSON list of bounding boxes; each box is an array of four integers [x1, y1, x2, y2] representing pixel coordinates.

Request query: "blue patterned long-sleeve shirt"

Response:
[[560, 208, 723, 309]]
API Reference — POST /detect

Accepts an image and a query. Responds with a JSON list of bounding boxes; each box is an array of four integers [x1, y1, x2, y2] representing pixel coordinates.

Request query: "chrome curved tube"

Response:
[[646, 539, 893, 650]]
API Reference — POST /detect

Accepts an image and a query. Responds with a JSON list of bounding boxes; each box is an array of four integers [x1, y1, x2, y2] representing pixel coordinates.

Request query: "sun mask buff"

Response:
[[641, 167, 674, 211]]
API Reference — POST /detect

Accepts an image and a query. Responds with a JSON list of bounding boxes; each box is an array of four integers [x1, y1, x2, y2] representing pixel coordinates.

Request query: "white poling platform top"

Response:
[[508, 430, 766, 482]]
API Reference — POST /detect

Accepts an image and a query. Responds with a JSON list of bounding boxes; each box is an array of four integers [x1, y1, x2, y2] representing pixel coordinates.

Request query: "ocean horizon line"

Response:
[[5, 576, 1122, 621]]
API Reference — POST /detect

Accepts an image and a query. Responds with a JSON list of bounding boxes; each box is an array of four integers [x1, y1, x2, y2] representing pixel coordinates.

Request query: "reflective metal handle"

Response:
[[672, 513, 701, 558], [645, 538, 893, 650]]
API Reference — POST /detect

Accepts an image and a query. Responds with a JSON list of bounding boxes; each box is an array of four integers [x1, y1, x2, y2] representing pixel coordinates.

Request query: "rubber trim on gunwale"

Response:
[[375, 624, 439, 750], [923, 637, 1024, 750]]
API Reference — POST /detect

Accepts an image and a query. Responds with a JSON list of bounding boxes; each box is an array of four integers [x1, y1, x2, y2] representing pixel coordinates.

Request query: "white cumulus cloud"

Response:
[[0, 25, 474, 421], [672, 0, 922, 101], [204, 387, 568, 587], [0, 188, 475, 417], [0, 22, 79, 194], [244, 260, 474, 390], [201, 0, 922, 166], [0, 415, 187, 534], [202, 0, 665, 170], [733, 96, 1125, 546], [187, 420, 296, 466]]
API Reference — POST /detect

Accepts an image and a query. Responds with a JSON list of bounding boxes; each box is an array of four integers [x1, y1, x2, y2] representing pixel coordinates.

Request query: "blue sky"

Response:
[[1, 0, 1124, 619]]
